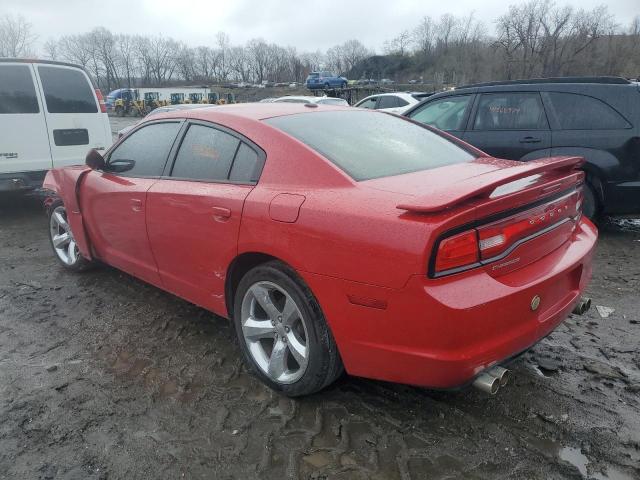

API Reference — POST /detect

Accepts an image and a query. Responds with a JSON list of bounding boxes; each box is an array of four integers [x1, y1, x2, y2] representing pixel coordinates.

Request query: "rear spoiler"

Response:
[[396, 156, 584, 213]]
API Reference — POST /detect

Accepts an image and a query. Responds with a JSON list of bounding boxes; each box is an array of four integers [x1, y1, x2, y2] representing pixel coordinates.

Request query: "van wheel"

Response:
[[583, 183, 599, 220], [233, 261, 343, 397], [48, 200, 92, 272]]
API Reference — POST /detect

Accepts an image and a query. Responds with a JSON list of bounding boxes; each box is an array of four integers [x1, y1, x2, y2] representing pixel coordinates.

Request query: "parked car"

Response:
[[354, 92, 422, 114], [0, 59, 111, 192], [43, 104, 596, 396], [305, 71, 348, 90], [272, 95, 349, 106], [117, 104, 213, 138], [404, 77, 640, 218]]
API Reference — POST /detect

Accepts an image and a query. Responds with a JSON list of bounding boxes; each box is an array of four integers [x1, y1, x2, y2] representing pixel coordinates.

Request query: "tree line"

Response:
[[1, 0, 639, 93]]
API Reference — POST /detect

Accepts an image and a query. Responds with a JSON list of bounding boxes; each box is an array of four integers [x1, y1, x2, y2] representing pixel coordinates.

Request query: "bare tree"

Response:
[[0, 13, 36, 57]]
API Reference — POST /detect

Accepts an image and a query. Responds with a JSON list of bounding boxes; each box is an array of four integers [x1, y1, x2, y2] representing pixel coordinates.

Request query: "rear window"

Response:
[[266, 111, 476, 181], [308, 73, 319, 79], [317, 98, 347, 105], [38, 66, 98, 114], [547, 92, 631, 130], [0, 64, 39, 114]]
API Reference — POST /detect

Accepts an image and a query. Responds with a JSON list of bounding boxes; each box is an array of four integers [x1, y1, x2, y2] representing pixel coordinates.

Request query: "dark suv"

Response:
[[404, 77, 640, 218]]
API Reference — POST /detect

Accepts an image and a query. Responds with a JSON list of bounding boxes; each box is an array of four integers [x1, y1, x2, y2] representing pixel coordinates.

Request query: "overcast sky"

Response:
[[1, 0, 638, 52]]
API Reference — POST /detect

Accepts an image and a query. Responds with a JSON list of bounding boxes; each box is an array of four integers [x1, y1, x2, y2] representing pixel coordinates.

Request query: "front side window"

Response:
[[409, 95, 472, 131], [473, 92, 547, 130], [171, 124, 240, 181], [38, 66, 98, 114], [266, 110, 476, 181], [548, 92, 631, 130], [356, 97, 377, 109], [0, 64, 39, 114], [108, 122, 181, 176]]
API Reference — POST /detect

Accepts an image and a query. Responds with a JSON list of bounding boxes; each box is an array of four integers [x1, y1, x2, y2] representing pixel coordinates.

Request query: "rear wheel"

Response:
[[324, 82, 330, 89], [233, 261, 343, 396], [582, 183, 599, 220], [48, 200, 92, 271]]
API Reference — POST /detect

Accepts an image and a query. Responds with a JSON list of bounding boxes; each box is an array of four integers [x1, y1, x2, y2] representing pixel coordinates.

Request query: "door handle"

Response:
[[131, 198, 143, 212], [212, 206, 231, 221], [519, 136, 541, 144]]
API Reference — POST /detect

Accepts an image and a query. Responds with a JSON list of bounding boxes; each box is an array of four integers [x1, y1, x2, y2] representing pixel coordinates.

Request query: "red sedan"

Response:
[[44, 104, 597, 396]]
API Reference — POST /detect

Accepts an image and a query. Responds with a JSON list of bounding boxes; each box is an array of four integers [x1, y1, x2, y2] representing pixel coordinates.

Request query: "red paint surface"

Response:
[[44, 104, 598, 389]]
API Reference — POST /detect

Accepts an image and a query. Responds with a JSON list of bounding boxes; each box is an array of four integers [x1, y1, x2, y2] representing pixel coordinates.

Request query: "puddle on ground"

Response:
[[558, 446, 634, 480]]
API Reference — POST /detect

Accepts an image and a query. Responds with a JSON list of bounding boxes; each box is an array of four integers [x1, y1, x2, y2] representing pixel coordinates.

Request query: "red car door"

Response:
[[80, 121, 183, 286], [146, 122, 265, 315]]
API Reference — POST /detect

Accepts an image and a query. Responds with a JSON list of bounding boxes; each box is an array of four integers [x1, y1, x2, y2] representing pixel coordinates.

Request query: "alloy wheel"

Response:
[[49, 205, 79, 266], [240, 281, 309, 384]]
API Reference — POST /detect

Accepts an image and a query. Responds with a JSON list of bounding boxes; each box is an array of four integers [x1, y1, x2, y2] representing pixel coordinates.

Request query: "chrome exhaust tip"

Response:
[[487, 366, 511, 387], [572, 297, 592, 316], [472, 372, 500, 395]]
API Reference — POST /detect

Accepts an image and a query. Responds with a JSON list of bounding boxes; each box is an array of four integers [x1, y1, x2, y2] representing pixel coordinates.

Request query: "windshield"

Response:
[[266, 111, 476, 181]]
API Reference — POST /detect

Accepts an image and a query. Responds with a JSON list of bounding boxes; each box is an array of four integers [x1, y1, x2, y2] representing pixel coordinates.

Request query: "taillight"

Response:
[[432, 188, 582, 277], [95, 88, 107, 113], [434, 229, 479, 273]]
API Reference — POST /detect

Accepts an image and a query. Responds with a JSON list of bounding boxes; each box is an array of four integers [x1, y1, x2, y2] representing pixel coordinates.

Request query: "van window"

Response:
[[547, 92, 631, 130], [38, 66, 98, 114], [171, 124, 240, 181], [0, 64, 39, 114], [474, 93, 547, 130], [108, 122, 181, 176]]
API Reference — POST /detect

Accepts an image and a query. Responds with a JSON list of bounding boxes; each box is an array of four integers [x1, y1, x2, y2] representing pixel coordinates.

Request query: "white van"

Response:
[[0, 59, 112, 192]]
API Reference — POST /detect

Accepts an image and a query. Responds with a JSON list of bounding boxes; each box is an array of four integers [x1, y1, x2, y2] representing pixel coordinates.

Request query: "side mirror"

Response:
[[86, 149, 105, 170]]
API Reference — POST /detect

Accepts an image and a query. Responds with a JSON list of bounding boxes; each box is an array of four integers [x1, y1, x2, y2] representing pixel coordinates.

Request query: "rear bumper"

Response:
[[303, 218, 597, 389], [0, 170, 47, 192]]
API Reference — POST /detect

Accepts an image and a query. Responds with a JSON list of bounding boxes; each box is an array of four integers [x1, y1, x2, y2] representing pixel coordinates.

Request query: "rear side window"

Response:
[[356, 97, 377, 109], [474, 93, 547, 130], [171, 124, 240, 181], [108, 122, 181, 176], [266, 110, 476, 181], [547, 92, 631, 130], [409, 95, 472, 131], [229, 143, 262, 183], [0, 65, 39, 114], [38, 66, 98, 113], [378, 96, 399, 109]]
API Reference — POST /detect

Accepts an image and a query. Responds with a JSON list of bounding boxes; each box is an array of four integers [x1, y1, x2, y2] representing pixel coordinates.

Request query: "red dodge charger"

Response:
[[44, 103, 597, 396]]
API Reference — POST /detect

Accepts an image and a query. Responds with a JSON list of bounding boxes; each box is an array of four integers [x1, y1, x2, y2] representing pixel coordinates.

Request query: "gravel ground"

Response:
[[1, 122, 639, 479]]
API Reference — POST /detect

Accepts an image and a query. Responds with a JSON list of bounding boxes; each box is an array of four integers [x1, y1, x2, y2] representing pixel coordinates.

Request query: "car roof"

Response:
[[154, 102, 352, 122]]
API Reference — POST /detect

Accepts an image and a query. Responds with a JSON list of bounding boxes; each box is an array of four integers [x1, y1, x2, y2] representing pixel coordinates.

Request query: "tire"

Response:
[[582, 182, 599, 220], [324, 82, 330, 89], [233, 260, 343, 396], [48, 200, 93, 272], [341, 82, 347, 89]]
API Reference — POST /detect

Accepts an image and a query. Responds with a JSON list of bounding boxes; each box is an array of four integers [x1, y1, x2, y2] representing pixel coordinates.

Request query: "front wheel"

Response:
[[48, 200, 92, 271], [233, 261, 343, 396], [341, 82, 347, 89]]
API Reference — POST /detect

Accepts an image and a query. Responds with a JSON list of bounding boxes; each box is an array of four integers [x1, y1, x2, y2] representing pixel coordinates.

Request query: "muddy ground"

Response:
[[1, 126, 640, 479]]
